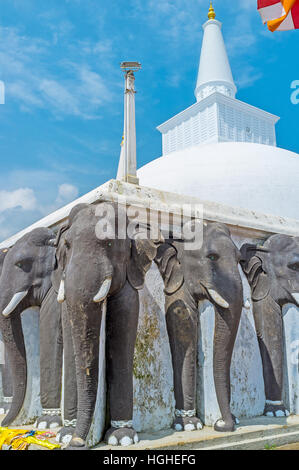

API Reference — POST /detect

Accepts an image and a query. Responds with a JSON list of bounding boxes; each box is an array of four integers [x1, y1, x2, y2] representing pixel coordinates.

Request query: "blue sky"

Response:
[[0, 0, 298, 241]]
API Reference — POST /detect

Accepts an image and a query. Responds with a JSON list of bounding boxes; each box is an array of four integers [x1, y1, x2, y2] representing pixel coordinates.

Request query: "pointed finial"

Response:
[[208, 1, 216, 20]]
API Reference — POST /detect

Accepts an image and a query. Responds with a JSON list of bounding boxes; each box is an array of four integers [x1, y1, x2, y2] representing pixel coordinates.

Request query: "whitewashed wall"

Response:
[[13, 308, 42, 425]]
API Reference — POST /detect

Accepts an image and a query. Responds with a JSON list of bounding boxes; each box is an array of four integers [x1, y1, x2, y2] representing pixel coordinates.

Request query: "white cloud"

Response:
[[236, 65, 263, 89], [39, 79, 81, 117], [78, 67, 113, 105], [38, 182, 80, 215], [0, 182, 80, 242], [0, 214, 13, 241], [130, 0, 205, 46], [0, 26, 115, 119], [240, 0, 257, 11], [0, 188, 36, 212], [56, 183, 79, 202]]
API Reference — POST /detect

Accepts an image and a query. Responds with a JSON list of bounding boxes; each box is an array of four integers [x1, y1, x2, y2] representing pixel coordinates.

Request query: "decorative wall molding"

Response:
[[157, 92, 279, 155], [0, 180, 298, 249]]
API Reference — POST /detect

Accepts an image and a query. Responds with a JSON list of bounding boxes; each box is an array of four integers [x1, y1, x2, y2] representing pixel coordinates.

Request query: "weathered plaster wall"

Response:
[[14, 308, 42, 425], [133, 263, 174, 432], [282, 304, 299, 414], [0, 334, 3, 403]]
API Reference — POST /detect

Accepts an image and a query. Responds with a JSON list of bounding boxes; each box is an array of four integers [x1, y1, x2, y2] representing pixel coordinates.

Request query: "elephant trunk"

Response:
[[1, 313, 27, 426], [213, 300, 242, 432], [68, 301, 104, 447]]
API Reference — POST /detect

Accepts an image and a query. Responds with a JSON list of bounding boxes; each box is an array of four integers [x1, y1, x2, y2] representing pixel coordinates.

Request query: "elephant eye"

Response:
[[288, 262, 299, 272], [207, 253, 220, 261], [15, 258, 33, 272]]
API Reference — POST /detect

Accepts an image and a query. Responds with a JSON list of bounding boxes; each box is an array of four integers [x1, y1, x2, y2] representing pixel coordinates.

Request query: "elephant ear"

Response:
[[155, 243, 184, 295], [240, 243, 270, 301], [0, 248, 9, 267], [127, 224, 164, 290], [51, 204, 90, 293]]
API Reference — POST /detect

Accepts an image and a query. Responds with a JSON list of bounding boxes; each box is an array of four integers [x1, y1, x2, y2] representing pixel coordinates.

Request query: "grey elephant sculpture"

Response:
[[51, 204, 90, 445], [0, 248, 13, 415], [155, 221, 243, 432], [0, 228, 64, 429], [241, 234, 299, 417], [55, 202, 162, 449]]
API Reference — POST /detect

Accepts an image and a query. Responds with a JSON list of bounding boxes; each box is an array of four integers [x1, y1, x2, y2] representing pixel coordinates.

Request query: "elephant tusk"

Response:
[[2, 291, 29, 317], [291, 293, 299, 305], [47, 238, 56, 247], [57, 279, 65, 304], [206, 288, 229, 309], [93, 277, 112, 303]]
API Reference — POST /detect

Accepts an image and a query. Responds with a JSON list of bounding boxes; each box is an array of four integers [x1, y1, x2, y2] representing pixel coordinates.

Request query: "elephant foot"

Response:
[[173, 409, 203, 432], [173, 416, 203, 432], [66, 436, 89, 450], [35, 410, 62, 430], [214, 417, 235, 433], [56, 426, 76, 445], [104, 426, 139, 446], [264, 401, 290, 418]]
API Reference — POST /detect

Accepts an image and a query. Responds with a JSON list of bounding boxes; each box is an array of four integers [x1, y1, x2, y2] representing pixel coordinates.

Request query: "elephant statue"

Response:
[[155, 221, 243, 432], [240, 234, 299, 417], [54, 201, 162, 449], [0, 248, 13, 415], [0, 228, 66, 430], [51, 204, 91, 445]]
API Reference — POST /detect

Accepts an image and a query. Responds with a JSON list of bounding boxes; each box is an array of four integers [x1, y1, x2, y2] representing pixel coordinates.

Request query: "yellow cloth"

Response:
[[0, 427, 61, 450]]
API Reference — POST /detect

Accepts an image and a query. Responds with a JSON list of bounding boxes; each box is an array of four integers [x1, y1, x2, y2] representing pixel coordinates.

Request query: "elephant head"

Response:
[[0, 227, 58, 426], [155, 221, 243, 432], [240, 234, 299, 417], [55, 201, 162, 448], [241, 235, 299, 307], [0, 228, 56, 317]]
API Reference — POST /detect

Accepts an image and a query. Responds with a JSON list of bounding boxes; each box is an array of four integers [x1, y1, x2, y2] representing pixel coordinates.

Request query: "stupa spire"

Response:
[[208, 2, 216, 20], [194, 4, 237, 102]]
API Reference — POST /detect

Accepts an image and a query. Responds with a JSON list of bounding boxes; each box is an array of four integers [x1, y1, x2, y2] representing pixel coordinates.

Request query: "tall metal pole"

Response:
[[117, 62, 141, 185]]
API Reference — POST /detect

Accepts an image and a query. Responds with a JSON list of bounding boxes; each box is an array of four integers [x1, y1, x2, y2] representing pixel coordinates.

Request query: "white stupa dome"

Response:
[[138, 142, 299, 220], [118, 7, 298, 223]]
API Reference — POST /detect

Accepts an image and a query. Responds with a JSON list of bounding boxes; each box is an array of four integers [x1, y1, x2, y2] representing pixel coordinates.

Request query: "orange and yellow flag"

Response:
[[257, 0, 299, 31]]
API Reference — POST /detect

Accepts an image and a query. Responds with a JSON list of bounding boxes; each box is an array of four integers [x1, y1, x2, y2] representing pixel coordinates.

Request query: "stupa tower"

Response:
[[194, 2, 237, 101], [157, 3, 279, 156]]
